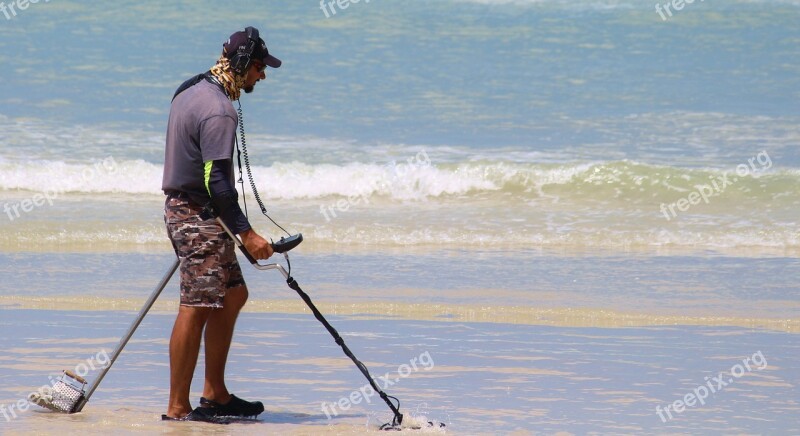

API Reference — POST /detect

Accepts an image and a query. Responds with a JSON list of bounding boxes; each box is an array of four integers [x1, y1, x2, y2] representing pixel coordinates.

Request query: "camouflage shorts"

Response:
[[164, 195, 245, 308]]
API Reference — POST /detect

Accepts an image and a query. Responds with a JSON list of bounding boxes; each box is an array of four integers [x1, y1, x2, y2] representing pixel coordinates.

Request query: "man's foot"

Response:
[[161, 406, 232, 424], [199, 394, 264, 418]]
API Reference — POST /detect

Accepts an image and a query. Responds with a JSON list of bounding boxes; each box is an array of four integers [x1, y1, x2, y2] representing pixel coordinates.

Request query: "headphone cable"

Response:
[[235, 100, 291, 237]]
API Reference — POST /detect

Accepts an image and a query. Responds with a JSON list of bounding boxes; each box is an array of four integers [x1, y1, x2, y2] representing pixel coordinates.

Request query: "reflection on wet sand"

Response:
[[1, 296, 796, 333], [0, 309, 797, 434]]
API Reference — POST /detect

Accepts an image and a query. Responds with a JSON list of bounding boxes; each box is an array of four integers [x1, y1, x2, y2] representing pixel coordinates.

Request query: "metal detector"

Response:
[[215, 217, 444, 431]]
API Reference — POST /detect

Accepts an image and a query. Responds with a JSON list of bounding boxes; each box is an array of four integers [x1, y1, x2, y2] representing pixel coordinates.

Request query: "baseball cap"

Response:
[[223, 27, 281, 69]]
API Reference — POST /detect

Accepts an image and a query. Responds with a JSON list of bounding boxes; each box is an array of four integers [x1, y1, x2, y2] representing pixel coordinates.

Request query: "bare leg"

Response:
[[165, 305, 212, 418], [202, 285, 249, 403]]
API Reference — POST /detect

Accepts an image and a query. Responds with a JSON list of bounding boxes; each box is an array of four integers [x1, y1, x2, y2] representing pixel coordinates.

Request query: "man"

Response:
[[161, 27, 281, 423]]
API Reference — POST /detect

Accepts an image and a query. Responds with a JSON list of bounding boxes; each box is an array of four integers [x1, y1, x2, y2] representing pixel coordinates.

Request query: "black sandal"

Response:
[[199, 394, 264, 418], [161, 406, 231, 424]]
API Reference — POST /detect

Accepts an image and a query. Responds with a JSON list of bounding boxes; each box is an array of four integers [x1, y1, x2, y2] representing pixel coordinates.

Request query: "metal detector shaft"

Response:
[[216, 218, 404, 427], [282, 274, 405, 427], [73, 258, 179, 412]]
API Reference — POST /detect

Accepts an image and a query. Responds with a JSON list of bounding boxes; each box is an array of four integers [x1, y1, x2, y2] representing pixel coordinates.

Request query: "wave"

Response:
[[0, 158, 161, 195], [1, 159, 797, 204]]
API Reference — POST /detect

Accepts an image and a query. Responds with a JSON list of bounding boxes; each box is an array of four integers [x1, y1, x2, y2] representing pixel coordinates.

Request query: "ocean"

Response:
[[0, 0, 798, 434]]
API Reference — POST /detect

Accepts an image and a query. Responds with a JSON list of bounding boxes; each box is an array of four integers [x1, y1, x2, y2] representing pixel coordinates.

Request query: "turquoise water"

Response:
[[1, 0, 799, 149], [0, 0, 799, 253]]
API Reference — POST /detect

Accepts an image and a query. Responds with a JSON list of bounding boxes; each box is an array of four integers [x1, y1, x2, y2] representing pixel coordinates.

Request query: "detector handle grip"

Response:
[[215, 218, 301, 270], [271, 234, 303, 254]]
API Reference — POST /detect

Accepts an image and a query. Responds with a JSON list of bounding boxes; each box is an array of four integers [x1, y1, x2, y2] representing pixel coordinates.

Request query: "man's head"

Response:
[[224, 26, 280, 72], [211, 26, 281, 100]]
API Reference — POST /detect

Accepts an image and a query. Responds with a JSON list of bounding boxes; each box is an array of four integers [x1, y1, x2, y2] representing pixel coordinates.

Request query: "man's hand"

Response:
[[240, 229, 274, 260]]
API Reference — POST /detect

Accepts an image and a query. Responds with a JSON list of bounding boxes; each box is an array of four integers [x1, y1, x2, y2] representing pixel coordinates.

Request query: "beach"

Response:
[[0, 306, 798, 434], [1, 0, 799, 434], [1, 251, 798, 434]]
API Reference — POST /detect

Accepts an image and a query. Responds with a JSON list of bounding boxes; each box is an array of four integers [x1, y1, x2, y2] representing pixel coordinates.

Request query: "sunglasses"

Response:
[[252, 62, 266, 73]]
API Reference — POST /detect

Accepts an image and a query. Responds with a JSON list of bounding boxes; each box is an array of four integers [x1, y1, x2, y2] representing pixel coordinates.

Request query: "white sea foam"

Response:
[[0, 159, 162, 195], [0, 159, 796, 202]]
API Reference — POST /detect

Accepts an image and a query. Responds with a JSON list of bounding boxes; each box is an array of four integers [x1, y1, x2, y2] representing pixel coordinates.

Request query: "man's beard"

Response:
[[244, 85, 255, 94]]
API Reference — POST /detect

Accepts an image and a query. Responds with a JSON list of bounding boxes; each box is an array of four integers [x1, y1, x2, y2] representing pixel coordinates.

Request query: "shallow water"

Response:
[[1, 0, 799, 256], [1, 251, 798, 322], [0, 310, 797, 434]]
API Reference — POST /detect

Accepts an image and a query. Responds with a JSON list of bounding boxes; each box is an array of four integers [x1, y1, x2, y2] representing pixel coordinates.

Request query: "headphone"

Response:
[[229, 26, 260, 75]]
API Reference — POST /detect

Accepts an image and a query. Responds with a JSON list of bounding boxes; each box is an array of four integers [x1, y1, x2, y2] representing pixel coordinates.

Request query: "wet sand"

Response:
[[1, 250, 798, 434], [0, 309, 797, 434]]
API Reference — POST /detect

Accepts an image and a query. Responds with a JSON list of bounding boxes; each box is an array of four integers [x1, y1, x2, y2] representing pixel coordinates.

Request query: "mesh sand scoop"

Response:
[[28, 260, 179, 414], [29, 370, 87, 413]]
